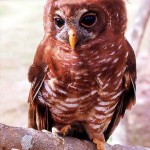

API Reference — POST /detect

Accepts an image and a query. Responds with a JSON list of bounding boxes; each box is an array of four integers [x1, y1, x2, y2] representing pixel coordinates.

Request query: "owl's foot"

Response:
[[60, 125, 71, 136], [51, 127, 64, 141], [52, 125, 71, 137], [93, 138, 106, 150], [52, 127, 60, 136], [42, 128, 64, 141]]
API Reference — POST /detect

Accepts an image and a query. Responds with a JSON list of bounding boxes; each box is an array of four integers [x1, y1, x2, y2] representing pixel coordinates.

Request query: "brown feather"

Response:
[[104, 40, 136, 140]]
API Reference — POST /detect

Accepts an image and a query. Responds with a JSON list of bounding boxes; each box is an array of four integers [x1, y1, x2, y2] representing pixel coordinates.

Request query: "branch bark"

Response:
[[0, 123, 149, 150]]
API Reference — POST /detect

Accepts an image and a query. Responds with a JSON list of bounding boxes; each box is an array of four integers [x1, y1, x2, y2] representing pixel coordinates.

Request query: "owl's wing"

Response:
[[104, 40, 136, 141], [28, 65, 48, 102], [28, 64, 53, 130]]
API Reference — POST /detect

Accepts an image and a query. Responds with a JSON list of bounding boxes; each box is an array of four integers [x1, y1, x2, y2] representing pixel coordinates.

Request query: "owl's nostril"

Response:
[[68, 29, 78, 49], [68, 29, 76, 36]]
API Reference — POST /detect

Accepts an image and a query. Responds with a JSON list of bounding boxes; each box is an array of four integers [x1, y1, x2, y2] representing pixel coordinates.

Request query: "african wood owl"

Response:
[[28, 0, 136, 149]]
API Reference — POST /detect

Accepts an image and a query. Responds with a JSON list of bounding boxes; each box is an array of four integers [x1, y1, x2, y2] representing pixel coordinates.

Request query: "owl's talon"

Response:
[[59, 125, 71, 136], [51, 127, 64, 141], [52, 127, 60, 136], [93, 138, 106, 150], [42, 128, 64, 141]]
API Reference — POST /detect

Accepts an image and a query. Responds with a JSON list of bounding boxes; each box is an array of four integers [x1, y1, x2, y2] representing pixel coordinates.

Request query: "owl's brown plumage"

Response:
[[28, 0, 136, 149]]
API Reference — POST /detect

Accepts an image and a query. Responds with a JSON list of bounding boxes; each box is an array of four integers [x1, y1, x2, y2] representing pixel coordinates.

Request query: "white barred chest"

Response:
[[38, 67, 123, 124], [39, 46, 126, 123], [39, 70, 98, 122]]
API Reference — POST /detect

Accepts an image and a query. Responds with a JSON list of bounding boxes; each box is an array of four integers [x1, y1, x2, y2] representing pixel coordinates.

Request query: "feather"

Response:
[[104, 39, 136, 141], [28, 63, 54, 130], [28, 65, 48, 102]]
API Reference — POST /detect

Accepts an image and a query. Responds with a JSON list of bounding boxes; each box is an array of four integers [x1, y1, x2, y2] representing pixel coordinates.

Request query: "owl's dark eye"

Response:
[[80, 13, 97, 28], [54, 17, 65, 28]]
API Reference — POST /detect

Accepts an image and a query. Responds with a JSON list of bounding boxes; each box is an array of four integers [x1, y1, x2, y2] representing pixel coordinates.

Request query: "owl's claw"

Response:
[[42, 128, 64, 141], [52, 125, 71, 137], [59, 125, 71, 136], [51, 127, 64, 141], [93, 138, 106, 150], [52, 127, 60, 136]]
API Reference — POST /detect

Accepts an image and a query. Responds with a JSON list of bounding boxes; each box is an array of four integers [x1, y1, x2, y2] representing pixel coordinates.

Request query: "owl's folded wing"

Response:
[[28, 64, 53, 130], [28, 65, 48, 102], [104, 40, 136, 141]]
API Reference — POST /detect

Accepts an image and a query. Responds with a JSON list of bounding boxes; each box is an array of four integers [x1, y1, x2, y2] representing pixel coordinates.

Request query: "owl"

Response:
[[28, 0, 136, 149]]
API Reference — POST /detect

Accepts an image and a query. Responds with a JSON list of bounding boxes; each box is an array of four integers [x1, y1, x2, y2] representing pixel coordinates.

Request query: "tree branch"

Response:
[[0, 123, 149, 150]]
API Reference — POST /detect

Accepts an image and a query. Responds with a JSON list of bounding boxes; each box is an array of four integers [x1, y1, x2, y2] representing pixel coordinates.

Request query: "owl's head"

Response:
[[44, 0, 127, 49]]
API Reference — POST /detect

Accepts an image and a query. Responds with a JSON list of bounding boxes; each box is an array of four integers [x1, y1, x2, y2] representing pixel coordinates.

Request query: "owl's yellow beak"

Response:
[[68, 29, 78, 49]]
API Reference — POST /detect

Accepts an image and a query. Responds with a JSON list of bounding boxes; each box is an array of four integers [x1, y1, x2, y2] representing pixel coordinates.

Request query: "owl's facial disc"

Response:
[[68, 13, 98, 49], [53, 8, 105, 49], [54, 17, 78, 49]]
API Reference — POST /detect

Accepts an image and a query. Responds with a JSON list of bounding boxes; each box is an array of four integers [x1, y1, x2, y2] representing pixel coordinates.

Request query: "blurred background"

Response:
[[0, 0, 150, 148]]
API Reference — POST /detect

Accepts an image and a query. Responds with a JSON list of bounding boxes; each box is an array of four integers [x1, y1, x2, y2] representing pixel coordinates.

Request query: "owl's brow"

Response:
[[54, 5, 102, 18], [74, 8, 88, 21], [55, 10, 66, 19], [54, 8, 90, 20], [74, 8, 88, 16]]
